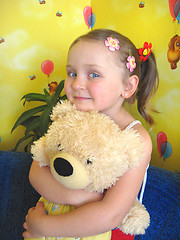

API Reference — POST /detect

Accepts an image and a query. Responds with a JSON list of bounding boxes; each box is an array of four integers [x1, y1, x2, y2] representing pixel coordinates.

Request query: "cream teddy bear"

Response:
[[29, 101, 150, 240]]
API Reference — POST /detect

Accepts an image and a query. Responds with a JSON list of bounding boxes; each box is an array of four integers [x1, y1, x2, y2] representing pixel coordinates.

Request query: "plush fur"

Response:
[[31, 101, 150, 236]]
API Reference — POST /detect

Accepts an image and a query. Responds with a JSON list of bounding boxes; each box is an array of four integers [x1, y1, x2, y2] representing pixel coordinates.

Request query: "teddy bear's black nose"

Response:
[[54, 157, 73, 177]]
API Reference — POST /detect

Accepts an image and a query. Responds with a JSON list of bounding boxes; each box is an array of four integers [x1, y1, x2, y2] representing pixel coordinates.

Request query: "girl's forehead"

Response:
[[68, 40, 107, 56], [67, 40, 121, 66]]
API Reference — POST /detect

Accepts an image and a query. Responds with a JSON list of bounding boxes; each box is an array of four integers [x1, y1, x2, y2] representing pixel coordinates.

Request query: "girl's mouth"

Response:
[[74, 96, 91, 100]]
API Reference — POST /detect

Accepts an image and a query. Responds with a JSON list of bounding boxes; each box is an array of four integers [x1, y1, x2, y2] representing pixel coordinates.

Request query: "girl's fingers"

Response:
[[23, 222, 28, 230], [25, 207, 35, 221], [22, 230, 33, 238], [28, 207, 35, 214]]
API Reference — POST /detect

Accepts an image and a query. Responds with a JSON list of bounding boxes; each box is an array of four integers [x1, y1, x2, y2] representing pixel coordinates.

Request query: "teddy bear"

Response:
[[29, 100, 150, 240]]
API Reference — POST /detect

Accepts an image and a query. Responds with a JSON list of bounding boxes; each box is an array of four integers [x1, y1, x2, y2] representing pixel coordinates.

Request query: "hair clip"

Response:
[[138, 42, 152, 62], [105, 35, 120, 51], [126, 49, 136, 72]]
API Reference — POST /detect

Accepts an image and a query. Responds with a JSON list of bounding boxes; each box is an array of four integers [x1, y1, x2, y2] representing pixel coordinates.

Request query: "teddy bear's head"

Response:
[[31, 101, 143, 192]]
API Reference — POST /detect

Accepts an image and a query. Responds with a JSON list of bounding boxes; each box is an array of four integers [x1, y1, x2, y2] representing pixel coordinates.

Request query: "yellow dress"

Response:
[[25, 197, 111, 240]]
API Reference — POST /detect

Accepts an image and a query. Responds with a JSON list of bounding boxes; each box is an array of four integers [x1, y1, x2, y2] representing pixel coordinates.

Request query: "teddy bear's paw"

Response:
[[119, 201, 150, 235]]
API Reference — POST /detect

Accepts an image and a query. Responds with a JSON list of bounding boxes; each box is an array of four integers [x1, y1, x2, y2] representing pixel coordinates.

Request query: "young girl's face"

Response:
[[65, 40, 126, 116]]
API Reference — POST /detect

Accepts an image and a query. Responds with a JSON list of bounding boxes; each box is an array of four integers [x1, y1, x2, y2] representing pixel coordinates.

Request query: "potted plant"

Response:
[[11, 80, 67, 151]]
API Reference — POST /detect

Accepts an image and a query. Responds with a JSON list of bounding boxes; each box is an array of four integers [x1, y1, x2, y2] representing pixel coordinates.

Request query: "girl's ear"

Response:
[[122, 75, 139, 99]]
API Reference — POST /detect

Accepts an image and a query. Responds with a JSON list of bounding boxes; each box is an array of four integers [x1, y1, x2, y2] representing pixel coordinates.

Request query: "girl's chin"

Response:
[[75, 106, 92, 112], [73, 103, 94, 112], [71, 98, 93, 111]]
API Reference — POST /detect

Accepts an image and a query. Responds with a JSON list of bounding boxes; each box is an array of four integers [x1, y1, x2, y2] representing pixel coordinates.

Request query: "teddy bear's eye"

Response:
[[86, 158, 92, 165], [58, 144, 63, 151]]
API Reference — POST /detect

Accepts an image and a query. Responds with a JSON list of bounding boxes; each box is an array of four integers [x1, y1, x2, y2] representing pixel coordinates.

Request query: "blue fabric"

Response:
[[0, 151, 179, 240], [0, 151, 40, 240], [135, 166, 180, 240]]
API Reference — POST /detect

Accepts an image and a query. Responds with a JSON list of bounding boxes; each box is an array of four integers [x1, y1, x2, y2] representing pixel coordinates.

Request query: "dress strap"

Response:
[[138, 165, 149, 203], [126, 120, 147, 203], [125, 120, 141, 130]]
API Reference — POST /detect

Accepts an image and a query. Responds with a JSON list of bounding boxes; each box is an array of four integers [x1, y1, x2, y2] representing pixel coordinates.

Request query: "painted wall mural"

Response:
[[0, 0, 179, 172]]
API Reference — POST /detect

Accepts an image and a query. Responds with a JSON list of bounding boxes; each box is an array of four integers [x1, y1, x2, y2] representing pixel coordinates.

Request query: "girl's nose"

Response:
[[72, 76, 85, 90]]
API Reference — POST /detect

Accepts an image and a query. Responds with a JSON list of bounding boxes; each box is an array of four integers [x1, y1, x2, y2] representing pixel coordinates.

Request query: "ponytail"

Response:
[[136, 52, 159, 126]]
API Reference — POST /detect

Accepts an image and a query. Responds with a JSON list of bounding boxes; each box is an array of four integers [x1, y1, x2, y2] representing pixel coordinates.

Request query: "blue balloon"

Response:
[[162, 142, 172, 160], [160, 141, 167, 156], [88, 12, 96, 29], [176, 11, 180, 23]]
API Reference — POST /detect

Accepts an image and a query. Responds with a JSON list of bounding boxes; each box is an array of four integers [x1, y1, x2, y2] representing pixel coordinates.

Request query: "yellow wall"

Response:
[[0, 0, 180, 172]]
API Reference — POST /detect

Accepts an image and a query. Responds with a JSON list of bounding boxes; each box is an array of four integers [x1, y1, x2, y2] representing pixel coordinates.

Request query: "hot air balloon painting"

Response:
[[157, 132, 172, 161], [169, 0, 180, 22], [83, 6, 96, 29]]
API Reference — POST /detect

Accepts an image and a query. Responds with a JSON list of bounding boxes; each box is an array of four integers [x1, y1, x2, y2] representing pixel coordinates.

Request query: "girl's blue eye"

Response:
[[69, 72, 76, 77], [89, 73, 99, 78]]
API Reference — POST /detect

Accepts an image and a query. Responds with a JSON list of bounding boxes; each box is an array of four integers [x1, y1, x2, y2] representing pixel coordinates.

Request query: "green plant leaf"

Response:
[[13, 133, 35, 151], [54, 80, 65, 99], [24, 136, 39, 152], [45, 80, 67, 107], [44, 88, 50, 96], [46, 93, 57, 108], [60, 95, 67, 101], [12, 79, 66, 152], [21, 93, 48, 102], [25, 117, 40, 136], [20, 116, 39, 128], [11, 105, 47, 133], [39, 106, 52, 135]]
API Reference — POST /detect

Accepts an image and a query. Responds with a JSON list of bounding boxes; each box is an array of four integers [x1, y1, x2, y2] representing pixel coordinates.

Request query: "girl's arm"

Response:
[[24, 126, 152, 238], [29, 161, 103, 206]]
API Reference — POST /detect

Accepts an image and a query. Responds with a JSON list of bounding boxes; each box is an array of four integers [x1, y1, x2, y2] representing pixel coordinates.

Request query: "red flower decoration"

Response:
[[138, 42, 152, 62]]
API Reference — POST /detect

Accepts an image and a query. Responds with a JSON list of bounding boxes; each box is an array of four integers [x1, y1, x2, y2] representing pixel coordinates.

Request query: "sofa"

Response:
[[0, 150, 179, 240]]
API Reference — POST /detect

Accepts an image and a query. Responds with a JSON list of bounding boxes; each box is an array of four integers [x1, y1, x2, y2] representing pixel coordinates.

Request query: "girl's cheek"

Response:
[[64, 83, 73, 101], [64, 80, 69, 95]]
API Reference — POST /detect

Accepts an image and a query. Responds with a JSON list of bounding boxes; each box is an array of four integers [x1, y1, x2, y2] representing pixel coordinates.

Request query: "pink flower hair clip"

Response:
[[105, 35, 120, 51], [126, 50, 136, 72]]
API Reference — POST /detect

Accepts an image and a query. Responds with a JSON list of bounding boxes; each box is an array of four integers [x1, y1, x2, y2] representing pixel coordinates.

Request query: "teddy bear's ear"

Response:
[[31, 136, 49, 167], [120, 129, 144, 168], [50, 100, 74, 121]]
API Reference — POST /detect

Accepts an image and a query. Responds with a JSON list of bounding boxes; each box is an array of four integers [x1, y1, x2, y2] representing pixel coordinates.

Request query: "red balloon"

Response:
[[157, 132, 167, 157], [83, 6, 92, 28], [41, 60, 54, 77], [160, 141, 167, 156], [173, 0, 180, 18], [169, 0, 177, 21]]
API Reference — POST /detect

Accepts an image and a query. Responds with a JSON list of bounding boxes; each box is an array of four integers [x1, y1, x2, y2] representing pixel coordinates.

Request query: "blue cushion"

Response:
[[135, 166, 180, 239], [0, 151, 40, 240]]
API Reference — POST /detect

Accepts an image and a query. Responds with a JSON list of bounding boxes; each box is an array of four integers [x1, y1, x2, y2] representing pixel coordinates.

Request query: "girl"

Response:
[[23, 29, 159, 239]]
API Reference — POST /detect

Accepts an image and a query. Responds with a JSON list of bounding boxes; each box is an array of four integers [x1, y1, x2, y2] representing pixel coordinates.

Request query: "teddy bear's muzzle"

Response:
[[50, 152, 90, 189]]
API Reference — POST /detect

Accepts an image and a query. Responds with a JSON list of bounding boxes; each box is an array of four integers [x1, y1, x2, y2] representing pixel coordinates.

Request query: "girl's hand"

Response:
[[23, 202, 47, 238]]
